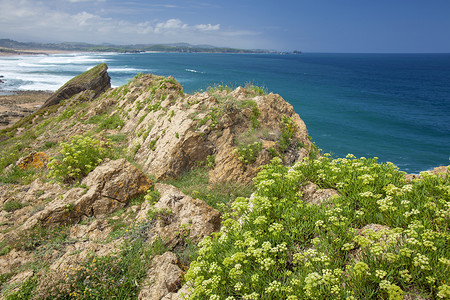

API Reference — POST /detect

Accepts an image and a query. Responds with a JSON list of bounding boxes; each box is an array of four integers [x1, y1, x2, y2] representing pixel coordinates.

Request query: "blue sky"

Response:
[[1, 0, 449, 52]]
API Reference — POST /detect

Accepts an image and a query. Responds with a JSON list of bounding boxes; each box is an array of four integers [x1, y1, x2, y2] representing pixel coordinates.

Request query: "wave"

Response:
[[0, 52, 120, 92], [39, 56, 108, 65], [108, 67, 146, 73], [18, 82, 64, 91], [18, 62, 58, 68], [185, 69, 204, 74]]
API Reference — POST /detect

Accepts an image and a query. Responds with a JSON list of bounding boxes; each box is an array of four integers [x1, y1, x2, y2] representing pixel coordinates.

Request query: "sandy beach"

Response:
[[0, 47, 78, 56]]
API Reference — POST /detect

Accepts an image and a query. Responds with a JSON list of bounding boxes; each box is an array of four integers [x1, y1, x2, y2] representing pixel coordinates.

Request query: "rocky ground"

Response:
[[2, 64, 445, 299], [0, 64, 316, 299], [0, 91, 51, 130]]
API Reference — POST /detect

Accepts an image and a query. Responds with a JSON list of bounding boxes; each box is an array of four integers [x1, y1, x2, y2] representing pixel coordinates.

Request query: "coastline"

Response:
[[0, 90, 51, 130], [0, 47, 80, 56]]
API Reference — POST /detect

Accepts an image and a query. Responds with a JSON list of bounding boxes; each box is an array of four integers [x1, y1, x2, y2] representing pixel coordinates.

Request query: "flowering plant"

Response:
[[48, 134, 111, 182], [185, 155, 449, 299]]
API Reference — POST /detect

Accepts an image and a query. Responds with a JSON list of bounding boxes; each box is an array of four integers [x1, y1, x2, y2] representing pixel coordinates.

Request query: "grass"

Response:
[[0, 165, 39, 185], [2, 199, 25, 212], [163, 166, 254, 212], [87, 113, 124, 132], [8, 224, 71, 252]]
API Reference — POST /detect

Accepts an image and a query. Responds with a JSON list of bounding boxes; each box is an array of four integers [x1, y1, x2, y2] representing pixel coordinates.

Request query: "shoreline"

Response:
[[0, 90, 52, 130], [0, 47, 81, 57]]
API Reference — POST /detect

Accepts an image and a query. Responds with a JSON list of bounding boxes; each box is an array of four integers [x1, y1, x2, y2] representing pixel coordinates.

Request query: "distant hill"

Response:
[[0, 38, 274, 54]]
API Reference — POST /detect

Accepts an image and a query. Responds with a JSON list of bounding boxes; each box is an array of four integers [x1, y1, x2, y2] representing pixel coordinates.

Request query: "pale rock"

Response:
[[69, 219, 112, 241], [19, 159, 152, 229], [0, 248, 34, 273], [358, 224, 390, 235], [107, 75, 313, 184], [300, 182, 340, 205], [8, 270, 34, 287], [138, 252, 182, 300], [162, 284, 191, 300], [49, 239, 122, 271], [137, 183, 221, 248]]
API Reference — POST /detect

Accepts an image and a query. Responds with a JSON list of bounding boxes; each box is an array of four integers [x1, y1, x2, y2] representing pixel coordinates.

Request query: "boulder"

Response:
[[137, 183, 221, 248], [16, 151, 49, 169], [41, 63, 110, 109], [19, 159, 152, 227], [405, 165, 448, 181], [138, 252, 183, 300], [300, 182, 340, 205]]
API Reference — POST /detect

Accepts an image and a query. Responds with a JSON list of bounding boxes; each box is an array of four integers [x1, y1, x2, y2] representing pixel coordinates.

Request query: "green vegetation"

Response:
[[207, 84, 233, 94], [0, 38, 272, 54], [8, 224, 71, 252], [48, 134, 112, 182], [1, 71, 448, 300], [0, 165, 38, 185], [278, 115, 299, 152], [185, 155, 450, 299], [245, 82, 267, 96], [87, 113, 124, 131], [164, 166, 254, 212], [2, 199, 24, 212], [5, 276, 38, 300], [234, 142, 263, 165]]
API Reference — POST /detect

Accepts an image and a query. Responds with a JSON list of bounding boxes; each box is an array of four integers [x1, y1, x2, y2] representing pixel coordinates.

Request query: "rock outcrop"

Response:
[[18, 158, 152, 230], [81, 74, 313, 184], [41, 63, 110, 109], [137, 183, 222, 248], [0, 67, 317, 298], [138, 252, 183, 300], [405, 165, 448, 181]]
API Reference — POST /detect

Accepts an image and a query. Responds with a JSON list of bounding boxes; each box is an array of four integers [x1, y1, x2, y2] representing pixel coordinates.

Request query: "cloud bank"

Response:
[[0, 0, 260, 48]]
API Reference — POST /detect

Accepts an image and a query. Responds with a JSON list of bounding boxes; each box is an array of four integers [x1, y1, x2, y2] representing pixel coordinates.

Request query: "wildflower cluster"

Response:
[[233, 142, 262, 165], [48, 135, 111, 182], [186, 155, 449, 299]]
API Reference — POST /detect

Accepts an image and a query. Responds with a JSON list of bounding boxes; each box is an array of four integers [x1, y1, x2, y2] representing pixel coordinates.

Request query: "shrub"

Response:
[[278, 115, 297, 152], [185, 155, 450, 299], [206, 155, 216, 169], [48, 135, 111, 182], [234, 142, 262, 165]]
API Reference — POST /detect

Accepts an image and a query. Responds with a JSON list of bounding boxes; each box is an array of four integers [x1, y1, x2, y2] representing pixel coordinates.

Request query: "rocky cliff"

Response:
[[0, 64, 448, 299], [40, 63, 111, 109], [0, 64, 316, 298]]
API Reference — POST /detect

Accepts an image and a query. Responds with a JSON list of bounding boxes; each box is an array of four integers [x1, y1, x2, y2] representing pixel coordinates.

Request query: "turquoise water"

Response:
[[1, 52, 449, 172]]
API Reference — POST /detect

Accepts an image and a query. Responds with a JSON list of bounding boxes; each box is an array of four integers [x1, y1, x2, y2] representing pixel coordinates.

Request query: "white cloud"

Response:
[[155, 19, 187, 33], [195, 24, 220, 31], [0, 0, 261, 48], [73, 11, 100, 26]]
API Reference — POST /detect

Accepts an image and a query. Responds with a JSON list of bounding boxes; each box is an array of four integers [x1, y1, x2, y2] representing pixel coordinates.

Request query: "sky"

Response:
[[1, 0, 450, 53]]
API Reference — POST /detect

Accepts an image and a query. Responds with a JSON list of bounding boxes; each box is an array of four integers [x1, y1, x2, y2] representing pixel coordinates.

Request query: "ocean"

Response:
[[0, 52, 449, 173]]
